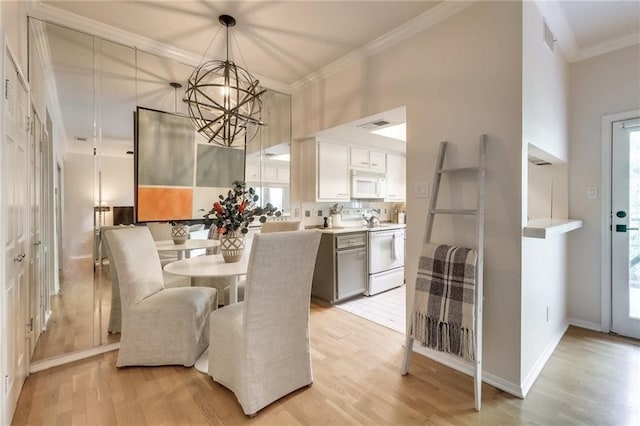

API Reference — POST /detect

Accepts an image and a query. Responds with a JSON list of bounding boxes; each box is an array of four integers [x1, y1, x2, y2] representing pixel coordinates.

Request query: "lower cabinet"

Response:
[[312, 232, 367, 303]]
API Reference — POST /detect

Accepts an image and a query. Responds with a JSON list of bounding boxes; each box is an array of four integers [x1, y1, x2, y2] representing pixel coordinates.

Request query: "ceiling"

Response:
[[29, 1, 640, 155]]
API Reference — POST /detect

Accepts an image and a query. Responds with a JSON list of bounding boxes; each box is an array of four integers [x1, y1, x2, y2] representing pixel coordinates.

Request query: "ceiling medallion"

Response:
[[184, 14, 266, 148]]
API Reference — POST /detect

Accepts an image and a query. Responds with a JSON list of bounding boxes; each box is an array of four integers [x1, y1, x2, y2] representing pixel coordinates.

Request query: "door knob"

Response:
[[616, 210, 627, 218]]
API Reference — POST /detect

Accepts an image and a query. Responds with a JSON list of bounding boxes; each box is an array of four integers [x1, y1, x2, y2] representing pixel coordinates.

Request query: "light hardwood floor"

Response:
[[13, 302, 640, 425], [32, 259, 118, 361]]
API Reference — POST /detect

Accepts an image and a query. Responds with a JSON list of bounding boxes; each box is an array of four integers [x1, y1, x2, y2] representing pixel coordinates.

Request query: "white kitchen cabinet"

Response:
[[318, 141, 350, 200], [299, 138, 350, 201], [385, 153, 406, 201], [350, 147, 386, 172]]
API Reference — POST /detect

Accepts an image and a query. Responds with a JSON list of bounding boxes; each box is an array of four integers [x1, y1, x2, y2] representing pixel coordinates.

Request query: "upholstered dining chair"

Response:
[[208, 230, 321, 416], [260, 220, 302, 233], [146, 221, 179, 266], [102, 226, 189, 333], [105, 227, 218, 367], [191, 226, 232, 306], [221, 221, 302, 304]]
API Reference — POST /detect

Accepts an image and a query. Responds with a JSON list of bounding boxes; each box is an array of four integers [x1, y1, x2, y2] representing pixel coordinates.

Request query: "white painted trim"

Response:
[[520, 321, 568, 398], [28, 18, 68, 147], [26, 2, 291, 95], [573, 33, 640, 63], [412, 345, 523, 399], [291, 1, 477, 91], [600, 110, 640, 334], [29, 342, 119, 373], [534, 0, 640, 63], [568, 318, 602, 332]]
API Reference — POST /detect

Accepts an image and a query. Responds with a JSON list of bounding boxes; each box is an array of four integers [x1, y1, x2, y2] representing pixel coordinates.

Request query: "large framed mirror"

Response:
[[28, 18, 291, 364]]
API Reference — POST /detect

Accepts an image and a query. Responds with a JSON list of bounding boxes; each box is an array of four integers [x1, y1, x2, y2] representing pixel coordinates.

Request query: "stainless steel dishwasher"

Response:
[[311, 231, 367, 303], [335, 233, 367, 300]]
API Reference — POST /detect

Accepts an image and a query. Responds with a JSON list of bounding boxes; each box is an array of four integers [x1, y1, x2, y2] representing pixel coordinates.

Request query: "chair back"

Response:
[[105, 227, 165, 309], [101, 225, 134, 332], [260, 221, 302, 233], [241, 231, 321, 353], [146, 222, 172, 241]]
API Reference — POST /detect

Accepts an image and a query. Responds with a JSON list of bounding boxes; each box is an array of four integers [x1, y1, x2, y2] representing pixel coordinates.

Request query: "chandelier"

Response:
[[184, 15, 266, 147]]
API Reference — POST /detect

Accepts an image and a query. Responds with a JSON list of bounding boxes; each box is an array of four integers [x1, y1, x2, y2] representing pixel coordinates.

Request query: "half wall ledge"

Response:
[[523, 218, 584, 239]]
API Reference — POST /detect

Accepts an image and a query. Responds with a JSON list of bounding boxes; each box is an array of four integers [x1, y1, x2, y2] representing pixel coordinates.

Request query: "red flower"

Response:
[[218, 227, 226, 234], [213, 202, 223, 215], [238, 200, 247, 213]]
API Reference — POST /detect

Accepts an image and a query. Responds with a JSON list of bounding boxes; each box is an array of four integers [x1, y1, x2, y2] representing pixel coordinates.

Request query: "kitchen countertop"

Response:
[[308, 223, 406, 234]]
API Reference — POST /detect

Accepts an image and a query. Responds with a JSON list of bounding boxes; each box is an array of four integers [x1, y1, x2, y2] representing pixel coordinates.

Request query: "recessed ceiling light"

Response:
[[371, 123, 406, 141]]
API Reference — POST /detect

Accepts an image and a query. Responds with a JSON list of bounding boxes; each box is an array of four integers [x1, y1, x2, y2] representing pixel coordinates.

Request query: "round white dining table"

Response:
[[162, 249, 249, 304], [155, 239, 220, 260]]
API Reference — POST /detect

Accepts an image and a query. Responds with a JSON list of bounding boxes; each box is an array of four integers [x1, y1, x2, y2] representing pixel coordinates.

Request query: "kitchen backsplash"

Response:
[[296, 201, 398, 228]]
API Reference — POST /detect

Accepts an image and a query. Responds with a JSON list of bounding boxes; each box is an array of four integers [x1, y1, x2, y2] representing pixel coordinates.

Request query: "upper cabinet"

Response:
[[385, 153, 406, 201], [299, 138, 350, 202], [350, 147, 386, 173]]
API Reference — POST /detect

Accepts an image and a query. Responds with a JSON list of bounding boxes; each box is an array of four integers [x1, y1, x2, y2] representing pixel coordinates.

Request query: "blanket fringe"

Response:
[[409, 312, 475, 362]]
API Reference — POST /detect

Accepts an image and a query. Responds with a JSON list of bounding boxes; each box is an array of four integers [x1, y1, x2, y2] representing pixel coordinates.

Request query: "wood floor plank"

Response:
[[14, 298, 640, 425]]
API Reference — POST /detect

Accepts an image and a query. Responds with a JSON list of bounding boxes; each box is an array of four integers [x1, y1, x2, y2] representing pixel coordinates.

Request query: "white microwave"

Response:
[[351, 170, 386, 199]]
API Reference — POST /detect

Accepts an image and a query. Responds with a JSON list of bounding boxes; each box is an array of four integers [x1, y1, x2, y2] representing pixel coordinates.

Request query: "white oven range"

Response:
[[366, 227, 405, 296]]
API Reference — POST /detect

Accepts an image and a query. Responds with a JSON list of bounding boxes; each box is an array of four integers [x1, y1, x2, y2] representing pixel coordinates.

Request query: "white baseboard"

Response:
[[411, 345, 523, 398], [568, 317, 603, 332], [68, 254, 91, 260], [520, 321, 569, 398], [30, 342, 119, 373]]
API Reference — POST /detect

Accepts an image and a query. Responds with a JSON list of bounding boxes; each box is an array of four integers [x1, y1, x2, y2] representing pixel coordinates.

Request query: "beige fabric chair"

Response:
[[191, 226, 233, 305], [260, 220, 302, 233], [222, 222, 301, 303], [105, 227, 218, 367], [146, 222, 179, 266], [103, 226, 189, 333], [208, 230, 321, 416]]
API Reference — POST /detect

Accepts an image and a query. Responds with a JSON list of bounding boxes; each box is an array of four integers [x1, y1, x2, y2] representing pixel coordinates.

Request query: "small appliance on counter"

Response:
[[393, 203, 406, 224], [329, 203, 343, 228]]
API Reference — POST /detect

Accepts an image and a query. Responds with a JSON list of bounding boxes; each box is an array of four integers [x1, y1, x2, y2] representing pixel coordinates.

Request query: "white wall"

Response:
[[293, 2, 524, 389], [99, 154, 134, 214], [64, 152, 135, 258], [63, 152, 94, 259], [520, 1, 571, 389], [568, 45, 640, 327]]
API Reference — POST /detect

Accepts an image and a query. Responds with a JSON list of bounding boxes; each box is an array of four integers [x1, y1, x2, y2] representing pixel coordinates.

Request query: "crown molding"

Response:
[[573, 32, 640, 63], [291, 0, 477, 91], [535, 0, 640, 63], [26, 1, 291, 94], [28, 17, 69, 146]]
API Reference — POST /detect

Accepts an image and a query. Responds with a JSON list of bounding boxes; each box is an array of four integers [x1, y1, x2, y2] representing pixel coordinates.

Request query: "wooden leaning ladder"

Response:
[[401, 135, 487, 411]]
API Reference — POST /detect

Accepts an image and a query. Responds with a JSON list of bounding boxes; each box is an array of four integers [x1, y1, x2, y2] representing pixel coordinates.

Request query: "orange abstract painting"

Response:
[[137, 187, 193, 222]]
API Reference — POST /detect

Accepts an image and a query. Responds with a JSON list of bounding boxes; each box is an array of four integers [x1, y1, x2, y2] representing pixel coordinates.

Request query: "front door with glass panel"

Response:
[[611, 117, 640, 339]]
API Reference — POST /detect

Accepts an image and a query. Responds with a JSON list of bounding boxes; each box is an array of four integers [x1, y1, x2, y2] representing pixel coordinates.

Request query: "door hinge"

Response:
[[29, 317, 34, 332], [4, 375, 8, 396], [4, 79, 9, 100], [93, 147, 97, 156]]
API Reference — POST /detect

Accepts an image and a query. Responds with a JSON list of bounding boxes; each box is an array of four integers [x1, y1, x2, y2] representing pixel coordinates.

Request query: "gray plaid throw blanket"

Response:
[[409, 243, 477, 362]]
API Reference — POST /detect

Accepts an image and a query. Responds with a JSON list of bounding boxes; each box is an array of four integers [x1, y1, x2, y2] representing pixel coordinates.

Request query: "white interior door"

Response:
[[2, 49, 30, 424], [611, 117, 640, 339], [29, 108, 43, 354]]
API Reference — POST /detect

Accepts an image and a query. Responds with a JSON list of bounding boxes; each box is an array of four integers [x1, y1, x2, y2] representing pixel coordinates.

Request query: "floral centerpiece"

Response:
[[204, 181, 281, 261]]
